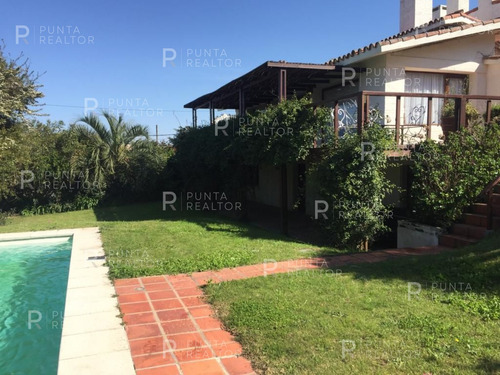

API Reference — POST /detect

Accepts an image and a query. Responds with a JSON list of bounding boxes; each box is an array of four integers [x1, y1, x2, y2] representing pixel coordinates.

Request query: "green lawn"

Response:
[[205, 233, 500, 375], [0, 202, 341, 277]]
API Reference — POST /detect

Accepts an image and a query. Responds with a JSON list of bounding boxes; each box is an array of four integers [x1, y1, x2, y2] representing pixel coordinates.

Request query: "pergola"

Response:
[[184, 61, 358, 126]]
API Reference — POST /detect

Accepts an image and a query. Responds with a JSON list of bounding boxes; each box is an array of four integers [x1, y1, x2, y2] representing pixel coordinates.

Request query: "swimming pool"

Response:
[[0, 236, 72, 375]]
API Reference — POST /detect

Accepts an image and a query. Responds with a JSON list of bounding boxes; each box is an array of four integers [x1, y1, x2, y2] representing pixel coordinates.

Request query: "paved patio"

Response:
[[115, 246, 454, 375]]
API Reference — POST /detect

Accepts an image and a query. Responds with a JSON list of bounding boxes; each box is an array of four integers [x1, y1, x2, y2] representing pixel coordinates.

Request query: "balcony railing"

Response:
[[331, 91, 500, 146]]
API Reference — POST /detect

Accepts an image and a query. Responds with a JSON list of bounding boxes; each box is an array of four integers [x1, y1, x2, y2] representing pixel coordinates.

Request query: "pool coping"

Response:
[[0, 228, 135, 375]]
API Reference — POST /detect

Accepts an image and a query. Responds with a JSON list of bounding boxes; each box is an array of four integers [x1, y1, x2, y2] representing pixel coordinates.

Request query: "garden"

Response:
[[1, 45, 500, 375]]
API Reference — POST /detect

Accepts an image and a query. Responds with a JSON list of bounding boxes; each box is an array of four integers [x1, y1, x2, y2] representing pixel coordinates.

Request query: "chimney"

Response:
[[400, 0, 433, 32], [433, 5, 448, 19], [476, 0, 494, 20], [447, 0, 470, 14]]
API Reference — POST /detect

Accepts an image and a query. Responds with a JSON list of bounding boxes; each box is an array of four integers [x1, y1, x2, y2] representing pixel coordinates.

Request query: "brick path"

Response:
[[114, 246, 453, 375]]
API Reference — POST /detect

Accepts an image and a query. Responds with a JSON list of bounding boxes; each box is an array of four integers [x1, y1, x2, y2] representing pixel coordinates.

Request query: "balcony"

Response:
[[331, 91, 500, 147]]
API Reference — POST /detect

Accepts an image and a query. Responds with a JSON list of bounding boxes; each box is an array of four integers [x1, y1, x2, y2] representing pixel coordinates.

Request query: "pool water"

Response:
[[0, 237, 72, 375]]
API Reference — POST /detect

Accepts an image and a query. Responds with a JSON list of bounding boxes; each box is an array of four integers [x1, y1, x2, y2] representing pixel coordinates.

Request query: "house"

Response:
[[184, 0, 500, 224]]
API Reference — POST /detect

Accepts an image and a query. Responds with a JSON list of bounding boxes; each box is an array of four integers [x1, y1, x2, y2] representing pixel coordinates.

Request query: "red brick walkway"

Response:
[[114, 246, 452, 375]]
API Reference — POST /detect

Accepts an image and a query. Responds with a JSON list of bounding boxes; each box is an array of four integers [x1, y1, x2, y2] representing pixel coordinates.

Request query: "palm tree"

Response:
[[73, 111, 149, 181]]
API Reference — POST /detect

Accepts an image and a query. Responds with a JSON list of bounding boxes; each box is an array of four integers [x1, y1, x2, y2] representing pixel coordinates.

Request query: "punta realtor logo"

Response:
[[162, 48, 242, 68], [15, 25, 95, 45]]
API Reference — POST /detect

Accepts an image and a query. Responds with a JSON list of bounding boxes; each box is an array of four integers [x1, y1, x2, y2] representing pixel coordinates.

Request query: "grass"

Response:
[[0, 202, 341, 277], [205, 233, 500, 375]]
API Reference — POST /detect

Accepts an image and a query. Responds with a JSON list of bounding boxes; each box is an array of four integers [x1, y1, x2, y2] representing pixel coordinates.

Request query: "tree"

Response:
[[0, 45, 44, 128], [72, 112, 150, 182]]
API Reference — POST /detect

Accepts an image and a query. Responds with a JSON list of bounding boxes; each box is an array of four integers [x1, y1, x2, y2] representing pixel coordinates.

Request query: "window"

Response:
[[404, 72, 466, 125]]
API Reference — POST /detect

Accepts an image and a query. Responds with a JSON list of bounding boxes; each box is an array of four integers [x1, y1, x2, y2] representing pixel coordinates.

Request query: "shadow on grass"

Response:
[[328, 232, 500, 295], [474, 357, 500, 374], [92, 201, 332, 249]]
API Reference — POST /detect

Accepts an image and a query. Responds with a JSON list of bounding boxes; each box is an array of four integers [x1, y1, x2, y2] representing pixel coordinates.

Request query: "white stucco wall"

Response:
[[316, 31, 499, 143], [485, 61, 500, 97], [472, 0, 500, 21], [400, 0, 433, 33], [387, 31, 496, 117]]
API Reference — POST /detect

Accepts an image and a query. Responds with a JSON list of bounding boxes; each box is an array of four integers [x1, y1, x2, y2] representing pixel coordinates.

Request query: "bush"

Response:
[[0, 120, 105, 214], [488, 104, 500, 124], [312, 122, 396, 250], [0, 210, 7, 226], [410, 122, 500, 227], [104, 141, 174, 204], [442, 100, 481, 123], [167, 118, 258, 199]]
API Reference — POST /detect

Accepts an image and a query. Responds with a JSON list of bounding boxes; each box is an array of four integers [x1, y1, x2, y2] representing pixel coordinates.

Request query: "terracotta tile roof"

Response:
[[327, 11, 498, 65]]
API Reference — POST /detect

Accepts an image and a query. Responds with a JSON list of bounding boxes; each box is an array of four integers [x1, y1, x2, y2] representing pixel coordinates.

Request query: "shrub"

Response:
[[312, 121, 396, 250], [167, 118, 262, 203], [488, 104, 500, 124], [0, 120, 105, 214], [104, 141, 174, 204], [410, 122, 500, 227], [0, 210, 7, 226], [442, 100, 481, 123]]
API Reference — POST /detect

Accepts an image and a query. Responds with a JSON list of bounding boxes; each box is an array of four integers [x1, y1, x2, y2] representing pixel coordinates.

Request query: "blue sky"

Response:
[[0, 0, 478, 139]]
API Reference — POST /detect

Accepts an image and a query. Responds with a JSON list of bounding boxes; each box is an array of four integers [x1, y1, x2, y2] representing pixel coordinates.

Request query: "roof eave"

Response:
[[380, 21, 500, 54], [330, 45, 383, 66], [184, 61, 341, 109]]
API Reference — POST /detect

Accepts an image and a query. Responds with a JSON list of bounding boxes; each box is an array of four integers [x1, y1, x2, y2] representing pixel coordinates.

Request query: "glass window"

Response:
[[404, 72, 445, 125]]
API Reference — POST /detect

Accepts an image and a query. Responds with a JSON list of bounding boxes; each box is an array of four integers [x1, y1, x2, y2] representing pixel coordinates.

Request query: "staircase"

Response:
[[439, 177, 500, 248]]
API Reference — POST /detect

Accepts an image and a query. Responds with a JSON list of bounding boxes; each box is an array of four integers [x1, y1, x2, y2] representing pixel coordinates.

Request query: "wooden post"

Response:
[[192, 109, 197, 128], [395, 96, 401, 145], [280, 164, 288, 236], [279, 69, 287, 101], [334, 101, 339, 138], [459, 96, 467, 129], [486, 100, 492, 124], [453, 98, 460, 132], [427, 97, 433, 140], [209, 101, 215, 125], [357, 92, 364, 135], [487, 191, 493, 230], [239, 89, 245, 116], [365, 95, 370, 124], [279, 69, 288, 235]]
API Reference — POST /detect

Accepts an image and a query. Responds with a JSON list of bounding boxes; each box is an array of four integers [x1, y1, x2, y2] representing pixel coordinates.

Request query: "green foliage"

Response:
[[441, 101, 481, 123], [105, 141, 174, 203], [0, 45, 44, 128], [488, 104, 500, 124], [0, 122, 32, 199], [312, 121, 396, 250], [410, 123, 500, 227], [0, 120, 104, 214], [167, 118, 260, 204], [239, 94, 331, 166], [445, 293, 500, 321], [1, 110, 172, 214], [0, 210, 7, 226], [441, 100, 455, 118], [72, 111, 150, 181], [167, 96, 331, 218]]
